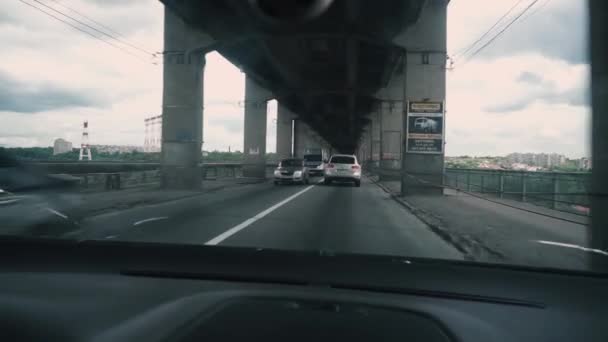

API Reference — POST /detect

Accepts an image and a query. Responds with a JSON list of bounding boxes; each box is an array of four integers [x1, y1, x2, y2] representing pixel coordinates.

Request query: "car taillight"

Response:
[[327, 164, 335, 168], [352, 165, 360, 170]]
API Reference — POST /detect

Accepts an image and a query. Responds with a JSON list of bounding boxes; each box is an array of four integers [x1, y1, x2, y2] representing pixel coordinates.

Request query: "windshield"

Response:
[[0, 0, 604, 274], [304, 155, 322, 162], [279, 159, 302, 167], [330, 156, 355, 164]]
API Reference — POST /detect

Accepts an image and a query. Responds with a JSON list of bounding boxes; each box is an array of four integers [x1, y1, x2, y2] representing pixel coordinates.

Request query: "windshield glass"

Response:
[[0, 0, 603, 273], [330, 156, 355, 164], [304, 155, 322, 162], [279, 159, 302, 167]]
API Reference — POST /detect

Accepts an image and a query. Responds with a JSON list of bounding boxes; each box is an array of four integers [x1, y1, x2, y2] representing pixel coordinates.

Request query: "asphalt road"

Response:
[[78, 177, 463, 261]]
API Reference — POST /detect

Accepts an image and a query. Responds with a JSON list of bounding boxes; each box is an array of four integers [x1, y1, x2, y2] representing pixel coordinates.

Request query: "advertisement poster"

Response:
[[406, 101, 444, 154]]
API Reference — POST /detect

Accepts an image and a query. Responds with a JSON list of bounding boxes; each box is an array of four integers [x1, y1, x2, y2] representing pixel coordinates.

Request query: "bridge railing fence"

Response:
[[363, 163, 591, 216], [444, 169, 590, 215], [27, 162, 280, 190]]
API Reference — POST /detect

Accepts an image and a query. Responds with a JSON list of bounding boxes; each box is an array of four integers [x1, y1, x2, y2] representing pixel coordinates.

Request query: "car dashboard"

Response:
[[0, 238, 607, 342]]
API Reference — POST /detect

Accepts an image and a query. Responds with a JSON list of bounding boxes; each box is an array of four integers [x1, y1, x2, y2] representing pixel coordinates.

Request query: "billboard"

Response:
[[406, 101, 444, 154]]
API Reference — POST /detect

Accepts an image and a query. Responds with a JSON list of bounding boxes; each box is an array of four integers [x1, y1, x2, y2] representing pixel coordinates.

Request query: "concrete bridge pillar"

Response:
[[378, 85, 405, 177], [243, 76, 272, 178], [393, 0, 448, 195], [293, 119, 316, 158], [370, 110, 381, 163], [276, 103, 295, 160], [160, 8, 214, 189], [358, 126, 371, 164]]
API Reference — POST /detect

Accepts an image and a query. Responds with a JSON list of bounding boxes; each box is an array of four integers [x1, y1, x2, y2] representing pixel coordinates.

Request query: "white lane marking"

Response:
[[205, 181, 321, 245], [535, 240, 608, 256], [0, 199, 20, 205], [105, 235, 117, 239], [46, 208, 68, 219], [133, 216, 169, 226]]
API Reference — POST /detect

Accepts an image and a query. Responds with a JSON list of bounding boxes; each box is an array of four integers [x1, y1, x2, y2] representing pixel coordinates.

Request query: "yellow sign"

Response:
[[409, 102, 442, 112]]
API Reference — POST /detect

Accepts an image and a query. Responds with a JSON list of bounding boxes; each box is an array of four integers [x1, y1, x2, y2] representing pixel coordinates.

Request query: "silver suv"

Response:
[[273, 158, 310, 185], [323, 154, 361, 187]]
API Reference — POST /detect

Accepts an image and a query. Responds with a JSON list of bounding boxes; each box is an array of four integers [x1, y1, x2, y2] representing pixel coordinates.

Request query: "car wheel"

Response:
[[274, 181, 279, 185], [324, 179, 331, 185], [354, 180, 361, 187], [305, 177, 310, 185]]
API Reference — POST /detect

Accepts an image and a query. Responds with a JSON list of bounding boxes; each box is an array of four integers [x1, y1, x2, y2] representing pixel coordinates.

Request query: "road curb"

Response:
[[367, 175, 504, 261]]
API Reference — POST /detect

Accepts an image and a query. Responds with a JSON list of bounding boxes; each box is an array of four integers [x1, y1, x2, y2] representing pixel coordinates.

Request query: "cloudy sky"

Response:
[[0, 0, 590, 158]]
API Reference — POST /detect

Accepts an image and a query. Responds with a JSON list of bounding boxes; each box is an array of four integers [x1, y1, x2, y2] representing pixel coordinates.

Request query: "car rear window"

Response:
[[280, 159, 302, 167], [304, 154, 322, 162], [330, 156, 355, 164]]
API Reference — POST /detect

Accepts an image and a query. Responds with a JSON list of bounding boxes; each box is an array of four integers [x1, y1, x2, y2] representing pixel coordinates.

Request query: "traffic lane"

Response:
[[405, 190, 590, 269], [220, 178, 463, 260], [88, 182, 320, 245], [78, 180, 318, 242]]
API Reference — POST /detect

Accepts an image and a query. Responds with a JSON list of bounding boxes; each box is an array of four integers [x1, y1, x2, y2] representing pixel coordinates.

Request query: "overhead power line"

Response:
[[30, 0, 156, 59], [46, 0, 157, 56], [16, 0, 157, 65], [519, 0, 553, 24], [453, 0, 527, 60], [462, 0, 540, 63]]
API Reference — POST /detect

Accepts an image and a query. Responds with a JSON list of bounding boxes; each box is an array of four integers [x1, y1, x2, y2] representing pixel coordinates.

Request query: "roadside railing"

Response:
[[444, 168, 591, 215], [25, 162, 279, 191], [364, 163, 591, 216]]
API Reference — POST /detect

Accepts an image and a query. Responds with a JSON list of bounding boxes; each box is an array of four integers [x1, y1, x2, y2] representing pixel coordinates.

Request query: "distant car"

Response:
[[323, 154, 361, 187], [303, 154, 324, 176], [413, 117, 438, 132], [273, 158, 309, 185]]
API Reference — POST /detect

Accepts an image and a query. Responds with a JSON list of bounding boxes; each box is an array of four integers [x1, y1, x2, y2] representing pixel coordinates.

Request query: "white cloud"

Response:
[[446, 0, 590, 158], [446, 53, 590, 158]]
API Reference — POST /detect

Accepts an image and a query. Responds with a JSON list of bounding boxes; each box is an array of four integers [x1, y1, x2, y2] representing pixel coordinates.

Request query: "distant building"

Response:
[[578, 157, 592, 170], [551, 153, 566, 166], [53, 138, 73, 155], [506, 152, 566, 169], [511, 163, 541, 172]]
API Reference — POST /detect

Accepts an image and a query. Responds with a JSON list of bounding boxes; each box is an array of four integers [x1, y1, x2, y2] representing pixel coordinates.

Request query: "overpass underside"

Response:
[[159, 0, 447, 194]]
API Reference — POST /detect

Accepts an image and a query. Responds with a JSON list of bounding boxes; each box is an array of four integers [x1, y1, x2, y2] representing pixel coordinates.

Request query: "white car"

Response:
[[323, 154, 361, 187]]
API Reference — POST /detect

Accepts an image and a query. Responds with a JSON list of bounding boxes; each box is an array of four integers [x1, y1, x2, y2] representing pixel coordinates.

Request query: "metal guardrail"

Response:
[[365, 164, 591, 216], [24, 161, 161, 174], [24, 162, 280, 190], [444, 168, 591, 213], [23, 161, 279, 175]]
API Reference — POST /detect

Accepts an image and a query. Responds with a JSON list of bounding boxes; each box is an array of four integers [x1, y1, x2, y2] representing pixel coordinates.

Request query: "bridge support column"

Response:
[[293, 119, 317, 158], [243, 76, 271, 178], [160, 8, 213, 189], [359, 125, 371, 165], [276, 103, 294, 160], [378, 87, 405, 180], [370, 110, 380, 164], [394, 0, 447, 195]]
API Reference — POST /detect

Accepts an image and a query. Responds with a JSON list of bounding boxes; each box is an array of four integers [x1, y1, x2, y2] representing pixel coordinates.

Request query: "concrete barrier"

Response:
[[46, 163, 280, 191]]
